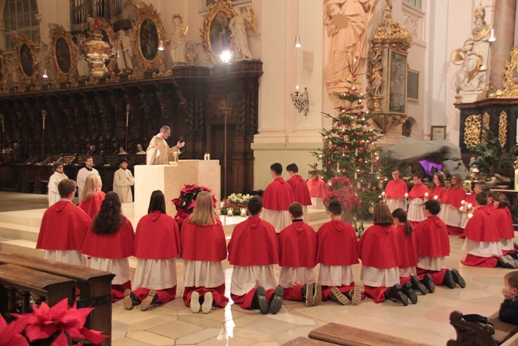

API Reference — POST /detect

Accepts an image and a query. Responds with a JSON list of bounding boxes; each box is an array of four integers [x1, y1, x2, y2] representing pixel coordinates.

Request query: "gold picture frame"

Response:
[[130, 2, 169, 77], [12, 33, 39, 86], [200, 0, 236, 64], [431, 126, 447, 140], [0, 50, 9, 92], [48, 23, 78, 85]]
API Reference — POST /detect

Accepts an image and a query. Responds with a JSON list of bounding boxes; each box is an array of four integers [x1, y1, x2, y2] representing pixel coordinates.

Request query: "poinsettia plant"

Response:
[[324, 176, 362, 213], [172, 184, 217, 226], [0, 298, 108, 345]]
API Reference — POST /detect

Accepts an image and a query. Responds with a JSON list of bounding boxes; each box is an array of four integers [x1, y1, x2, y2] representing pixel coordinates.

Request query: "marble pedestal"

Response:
[[134, 160, 221, 218]]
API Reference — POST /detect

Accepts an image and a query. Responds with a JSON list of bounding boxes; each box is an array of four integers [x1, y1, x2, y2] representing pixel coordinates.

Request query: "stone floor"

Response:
[[0, 191, 514, 345]]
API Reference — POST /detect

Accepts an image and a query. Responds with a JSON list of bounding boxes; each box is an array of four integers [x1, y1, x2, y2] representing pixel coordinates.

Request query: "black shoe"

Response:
[[269, 286, 284, 314], [400, 281, 418, 304], [410, 275, 427, 295], [421, 274, 436, 293], [123, 289, 139, 310], [140, 289, 158, 311], [255, 286, 269, 314], [498, 255, 518, 269], [451, 269, 466, 288], [384, 284, 408, 306], [442, 269, 456, 289]]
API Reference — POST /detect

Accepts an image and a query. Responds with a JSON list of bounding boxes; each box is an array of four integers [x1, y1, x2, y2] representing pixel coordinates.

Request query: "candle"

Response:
[[467, 203, 472, 209], [381, 192, 386, 197], [404, 193, 409, 198], [296, 85, 299, 91], [240, 208, 247, 217], [434, 195, 438, 200], [424, 192, 429, 197], [227, 208, 233, 216], [461, 200, 465, 205]]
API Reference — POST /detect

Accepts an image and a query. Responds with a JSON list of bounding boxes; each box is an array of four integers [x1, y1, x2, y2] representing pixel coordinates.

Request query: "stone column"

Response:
[[490, 0, 516, 91]]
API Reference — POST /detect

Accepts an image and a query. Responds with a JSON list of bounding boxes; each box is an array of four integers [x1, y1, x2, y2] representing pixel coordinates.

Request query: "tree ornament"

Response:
[[359, 158, 363, 163], [352, 74, 356, 78], [346, 107, 351, 111], [344, 146, 349, 150], [360, 105, 364, 109], [357, 112, 362, 116], [339, 133, 344, 138], [333, 144, 338, 148], [314, 163, 318, 167], [369, 137, 374, 141], [372, 186, 377, 190], [367, 123, 371, 127], [341, 169, 347, 173], [358, 100, 362, 104], [362, 187, 366, 192], [327, 161, 332, 165], [361, 169, 365, 174], [356, 132, 361, 136]]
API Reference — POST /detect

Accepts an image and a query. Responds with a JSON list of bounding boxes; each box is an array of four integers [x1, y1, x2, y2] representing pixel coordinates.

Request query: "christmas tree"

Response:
[[311, 77, 384, 219]]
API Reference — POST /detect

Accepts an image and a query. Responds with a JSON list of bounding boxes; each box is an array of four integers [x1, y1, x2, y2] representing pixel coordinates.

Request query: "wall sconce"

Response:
[[158, 40, 164, 51], [42, 69, 48, 79], [294, 34, 301, 48], [489, 28, 496, 42], [290, 85, 309, 116]]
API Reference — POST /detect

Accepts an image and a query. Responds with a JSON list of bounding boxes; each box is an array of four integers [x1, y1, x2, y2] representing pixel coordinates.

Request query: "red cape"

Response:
[[307, 177, 328, 198], [492, 207, 514, 240], [486, 203, 496, 212], [385, 179, 408, 199], [181, 217, 226, 261], [409, 183, 429, 200], [278, 220, 316, 267], [316, 220, 359, 266], [396, 224, 418, 268], [262, 177, 295, 210], [358, 224, 400, 268], [134, 211, 181, 259], [441, 186, 466, 208], [287, 175, 312, 206], [81, 217, 134, 258], [464, 205, 500, 242], [465, 193, 476, 205], [413, 216, 450, 257], [228, 216, 279, 266], [36, 200, 92, 251], [431, 185, 445, 201], [79, 191, 106, 219]]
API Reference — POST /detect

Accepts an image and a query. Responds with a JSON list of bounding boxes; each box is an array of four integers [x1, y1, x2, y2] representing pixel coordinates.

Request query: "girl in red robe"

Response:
[[181, 191, 228, 313], [78, 174, 105, 219], [431, 173, 446, 201], [81, 192, 134, 302], [124, 190, 182, 311], [493, 193, 515, 255], [439, 173, 467, 235]]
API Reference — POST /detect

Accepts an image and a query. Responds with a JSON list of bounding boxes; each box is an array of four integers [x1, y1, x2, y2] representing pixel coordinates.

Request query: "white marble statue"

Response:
[[229, 7, 252, 61], [323, 0, 379, 91], [170, 15, 187, 65], [75, 37, 90, 79], [116, 29, 133, 72], [452, 4, 491, 92]]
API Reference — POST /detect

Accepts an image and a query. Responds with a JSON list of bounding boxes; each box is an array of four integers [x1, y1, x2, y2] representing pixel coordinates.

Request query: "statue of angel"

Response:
[[229, 5, 258, 61], [170, 14, 188, 65], [116, 29, 133, 73]]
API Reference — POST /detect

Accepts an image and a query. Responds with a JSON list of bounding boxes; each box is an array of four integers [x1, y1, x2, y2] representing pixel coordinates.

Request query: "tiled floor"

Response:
[[0, 191, 514, 345]]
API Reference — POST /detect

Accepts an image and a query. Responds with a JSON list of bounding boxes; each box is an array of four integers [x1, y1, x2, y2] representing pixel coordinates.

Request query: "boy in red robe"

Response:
[[385, 169, 408, 213], [286, 164, 312, 223], [459, 182, 485, 230], [439, 174, 467, 235], [262, 163, 295, 232], [278, 202, 320, 306], [307, 169, 327, 198], [461, 192, 502, 267], [317, 201, 361, 305], [407, 173, 430, 227], [228, 196, 284, 314], [493, 193, 515, 255], [414, 200, 466, 289], [36, 179, 91, 266]]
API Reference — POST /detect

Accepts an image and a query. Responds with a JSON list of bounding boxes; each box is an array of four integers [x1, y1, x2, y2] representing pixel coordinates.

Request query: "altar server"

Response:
[[493, 193, 515, 255], [262, 163, 295, 232], [113, 158, 134, 203], [37, 179, 91, 266], [124, 190, 182, 311], [76, 156, 101, 199], [48, 162, 68, 206], [407, 173, 430, 226], [82, 192, 134, 302], [317, 201, 361, 305], [384, 168, 408, 213], [79, 174, 105, 219], [286, 164, 312, 223], [181, 191, 228, 313], [439, 174, 467, 235], [228, 196, 284, 314], [430, 173, 446, 201]]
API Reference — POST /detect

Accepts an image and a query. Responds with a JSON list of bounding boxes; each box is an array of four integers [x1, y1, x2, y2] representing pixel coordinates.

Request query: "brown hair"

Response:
[[289, 202, 303, 218], [392, 208, 412, 236], [495, 193, 510, 208], [189, 191, 218, 226], [451, 173, 463, 189], [505, 271, 518, 290], [81, 174, 101, 202], [58, 179, 76, 198], [373, 202, 393, 226], [433, 173, 445, 187], [92, 192, 123, 234]]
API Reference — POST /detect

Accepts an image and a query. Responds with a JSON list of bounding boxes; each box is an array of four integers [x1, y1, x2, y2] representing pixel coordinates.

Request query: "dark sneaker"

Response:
[[350, 285, 361, 306], [400, 281, 418, 304], [190, 292, 201, 313], [329, 286, 350, 305], [411, 275, 427, 295], [313, 283, 322, 307], [140, 289, 158, 311], [255, 286, 269, 314], [421, 273, 436, 293], [452, 269, 466, 288], [384, 284, 408, 306], [304, 283, 314, 307], [498, 255, 517, 269], [442, 269, 456, 289], [269, 286, 284, 314], [202, 292, 213, 314]]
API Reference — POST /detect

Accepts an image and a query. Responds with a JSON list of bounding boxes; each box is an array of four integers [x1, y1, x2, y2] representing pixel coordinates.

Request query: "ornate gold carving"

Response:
[[0, 50, 9, 93], [48, 23, 78, 85], [106, 71, 120, 84], [476, 83, 488, 101], [464, 114, 481, 147], [500, 45, 518, 98], [499, 111, 507, 148], [87, 17, 116, 76], [482, 112, 490, 145], [131, 2, 168, 76], [200, 0, 237, 64], [11, 33, 39, 87], [371, 1, 413, 51]]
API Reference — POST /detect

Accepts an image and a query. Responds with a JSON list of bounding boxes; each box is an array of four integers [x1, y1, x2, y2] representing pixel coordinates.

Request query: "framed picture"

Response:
[[388, 50, 407, 114], [431, 126, 447, 140], [200, 0, 250, 12], [48, 24, 77, 83], [407, 69, 419, 101], [200, 0, 236, 64], [12, 33, 39, 85]]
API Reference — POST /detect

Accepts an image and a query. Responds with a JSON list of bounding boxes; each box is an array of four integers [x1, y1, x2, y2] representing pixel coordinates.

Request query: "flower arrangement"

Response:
[[172, 184, 216, 226], [226, 193, 251, 207], [0, 298, 107, 345], [324, 176, 362, 213]]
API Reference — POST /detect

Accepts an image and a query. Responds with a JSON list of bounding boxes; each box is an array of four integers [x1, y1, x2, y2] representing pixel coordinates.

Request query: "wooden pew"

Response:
[[308, 322, 430, 346], [0, 263, 76, 313], [282, 336, 337, 345], [0, 252, 114, 345]]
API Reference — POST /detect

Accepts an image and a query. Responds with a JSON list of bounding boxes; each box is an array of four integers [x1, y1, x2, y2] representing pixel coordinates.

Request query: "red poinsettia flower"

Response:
[[0, 314, 30, 346]]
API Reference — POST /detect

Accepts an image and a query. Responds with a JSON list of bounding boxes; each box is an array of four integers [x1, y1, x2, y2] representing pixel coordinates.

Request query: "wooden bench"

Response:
[[0, 252, 114, 346], [307, 322, 430, 345], [282, 336, 338, 345], [448, 310, 518, 346], [0, 263, 77, 313]]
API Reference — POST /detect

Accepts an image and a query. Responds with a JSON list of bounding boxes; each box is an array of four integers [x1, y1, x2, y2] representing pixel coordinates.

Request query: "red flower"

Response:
[[172, 184, 215, 226], [0, 314, 29, 346]]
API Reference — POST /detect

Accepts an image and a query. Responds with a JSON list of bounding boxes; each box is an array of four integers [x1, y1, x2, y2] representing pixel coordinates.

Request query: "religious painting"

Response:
[[11, 33, 39, 86], [55, 37, 72, 74], [139, 19, 158, 61], [200, 0, 236, 64], [388, 50, 407, 114], [407, 69, 419, 101], [48, 23, 78, 84], [20, 43, 34, 78]]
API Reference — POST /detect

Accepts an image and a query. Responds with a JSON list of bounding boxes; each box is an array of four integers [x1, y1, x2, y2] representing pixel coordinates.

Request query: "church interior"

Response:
[[2, 0, 518, 345]]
